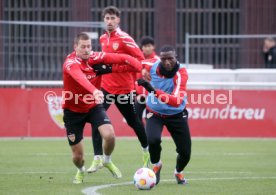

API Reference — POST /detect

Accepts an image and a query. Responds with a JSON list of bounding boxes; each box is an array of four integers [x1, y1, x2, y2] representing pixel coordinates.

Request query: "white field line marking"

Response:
[[0, 170, 252, 176], [25, 153, 93, 156], [25, 152, 272, 157], [0, 171, 69, 175], [82, 176, 276, 195], [26, 153, 72, 156], [192, 152, 276, 156], [1, 137, 276, 141], [0, 170, 251, 175], [192, 152, 258, 156], [185, 171, 252, 174]]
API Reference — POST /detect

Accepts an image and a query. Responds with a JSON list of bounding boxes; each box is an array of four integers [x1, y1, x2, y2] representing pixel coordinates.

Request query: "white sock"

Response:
[[153, 160, 162, 166], [94, 155, 102, 160], [103, 154, 111, 163], [174, 169, 182, 174], [142, 146, 149, 152], [78, 166, 85, 173]]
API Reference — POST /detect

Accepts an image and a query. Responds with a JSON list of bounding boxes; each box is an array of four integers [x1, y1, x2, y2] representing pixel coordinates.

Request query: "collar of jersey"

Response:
[[105, 27, 122, 37]]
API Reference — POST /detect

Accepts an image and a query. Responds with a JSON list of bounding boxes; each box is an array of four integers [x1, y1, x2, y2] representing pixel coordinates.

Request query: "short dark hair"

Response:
[[140, 36, 155, 46], [102, 6, 121, 17], [160, 45, 175, 53], [74, 32, 90, 45]]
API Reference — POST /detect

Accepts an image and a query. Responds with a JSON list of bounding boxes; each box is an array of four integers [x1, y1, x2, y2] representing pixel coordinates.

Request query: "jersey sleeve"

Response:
[[89, 52, 143, 72], [122, 37, 145, 61], [64, 61, 96, 93], [155, 68, 188, 107], [111, 64, 141, 73]]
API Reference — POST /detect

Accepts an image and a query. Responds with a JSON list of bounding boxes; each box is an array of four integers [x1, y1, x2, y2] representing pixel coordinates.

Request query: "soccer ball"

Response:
[[133, 168, 156, 190]]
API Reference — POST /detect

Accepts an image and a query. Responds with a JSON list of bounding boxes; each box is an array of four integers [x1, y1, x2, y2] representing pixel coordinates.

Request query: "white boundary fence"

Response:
[[185, 34, 276, 68], [1, 69, 276, 90], [186, 69, 276, 89]]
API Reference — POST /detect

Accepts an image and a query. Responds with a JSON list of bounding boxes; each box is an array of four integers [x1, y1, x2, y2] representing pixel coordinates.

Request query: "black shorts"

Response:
[[63, 105, 111, 146]]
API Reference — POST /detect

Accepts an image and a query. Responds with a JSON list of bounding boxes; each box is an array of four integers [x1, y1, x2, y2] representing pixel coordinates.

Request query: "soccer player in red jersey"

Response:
[[135, 36, 160, 122], [88, 6, 150, 172], [62, 32, 142, 183], [140, 36, 160, 60]]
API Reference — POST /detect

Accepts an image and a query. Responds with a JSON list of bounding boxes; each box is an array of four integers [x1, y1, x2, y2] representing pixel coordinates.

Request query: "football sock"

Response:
[[153, 161, 162, 166], [94, 155, 102, 160], [174, 169, 182, 174], [142, 146, 149, 152], [103, 154, 111, 163], [78, 166, 85, 173]]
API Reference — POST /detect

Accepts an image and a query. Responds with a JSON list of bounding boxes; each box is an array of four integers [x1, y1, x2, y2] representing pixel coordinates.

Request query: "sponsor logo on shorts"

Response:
[[68, 134, 76, 142]]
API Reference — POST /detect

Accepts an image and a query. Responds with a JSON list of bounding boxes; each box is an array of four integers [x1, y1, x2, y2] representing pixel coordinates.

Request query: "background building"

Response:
[[0, 0, 276, 80]]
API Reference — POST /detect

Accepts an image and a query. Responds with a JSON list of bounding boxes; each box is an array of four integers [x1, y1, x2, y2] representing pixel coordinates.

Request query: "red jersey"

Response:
[[144, 51, 160, 60], [62, 51, 142, 113], [100, 28, 145, 94]]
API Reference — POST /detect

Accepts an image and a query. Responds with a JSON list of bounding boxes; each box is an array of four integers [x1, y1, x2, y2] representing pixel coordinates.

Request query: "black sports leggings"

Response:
[[146, 109, 191, 172], [92, 89, 148, 155]]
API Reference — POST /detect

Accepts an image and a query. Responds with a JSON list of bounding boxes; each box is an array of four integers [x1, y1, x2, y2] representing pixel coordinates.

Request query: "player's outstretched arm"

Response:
[[64, 62, 96, 94], [103, 53, 143, 72], [137, 68, 188, 107], [89, 52, 143, 74]]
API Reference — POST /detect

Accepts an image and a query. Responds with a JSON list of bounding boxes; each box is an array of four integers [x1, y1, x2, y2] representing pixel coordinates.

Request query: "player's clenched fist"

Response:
[[137, 79, 155, 93], [93, 89, 104, 104], [92, 64, 112, 76], [141, 68, 151, 81]]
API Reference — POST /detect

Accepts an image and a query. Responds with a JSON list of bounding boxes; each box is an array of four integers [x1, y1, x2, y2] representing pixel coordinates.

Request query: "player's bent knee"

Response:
[[98, 124, 115, 141], [72, 148, 83, 158], [103, 132, 115, 142], [73, 154, 82, 162], [103, 135, 115, 142], [72, 151, 83, 161], [71, 142, 84, 159]]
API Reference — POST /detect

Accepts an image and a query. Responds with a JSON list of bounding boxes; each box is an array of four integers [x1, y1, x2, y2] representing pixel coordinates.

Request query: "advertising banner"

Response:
[[0, 88, 275, 137]]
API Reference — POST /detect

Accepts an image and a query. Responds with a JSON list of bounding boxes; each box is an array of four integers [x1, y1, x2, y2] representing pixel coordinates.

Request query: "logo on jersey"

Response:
[[112, 42, 119, 50], [87, 75, 96, 80], [66, 64, 72, 71], [47, 96, 64, 129], [68, 134, 76, 142]]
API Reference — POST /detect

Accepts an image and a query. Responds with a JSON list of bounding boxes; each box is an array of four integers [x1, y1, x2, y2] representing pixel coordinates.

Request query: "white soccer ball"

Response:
[[133, 168, 156, 190]]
